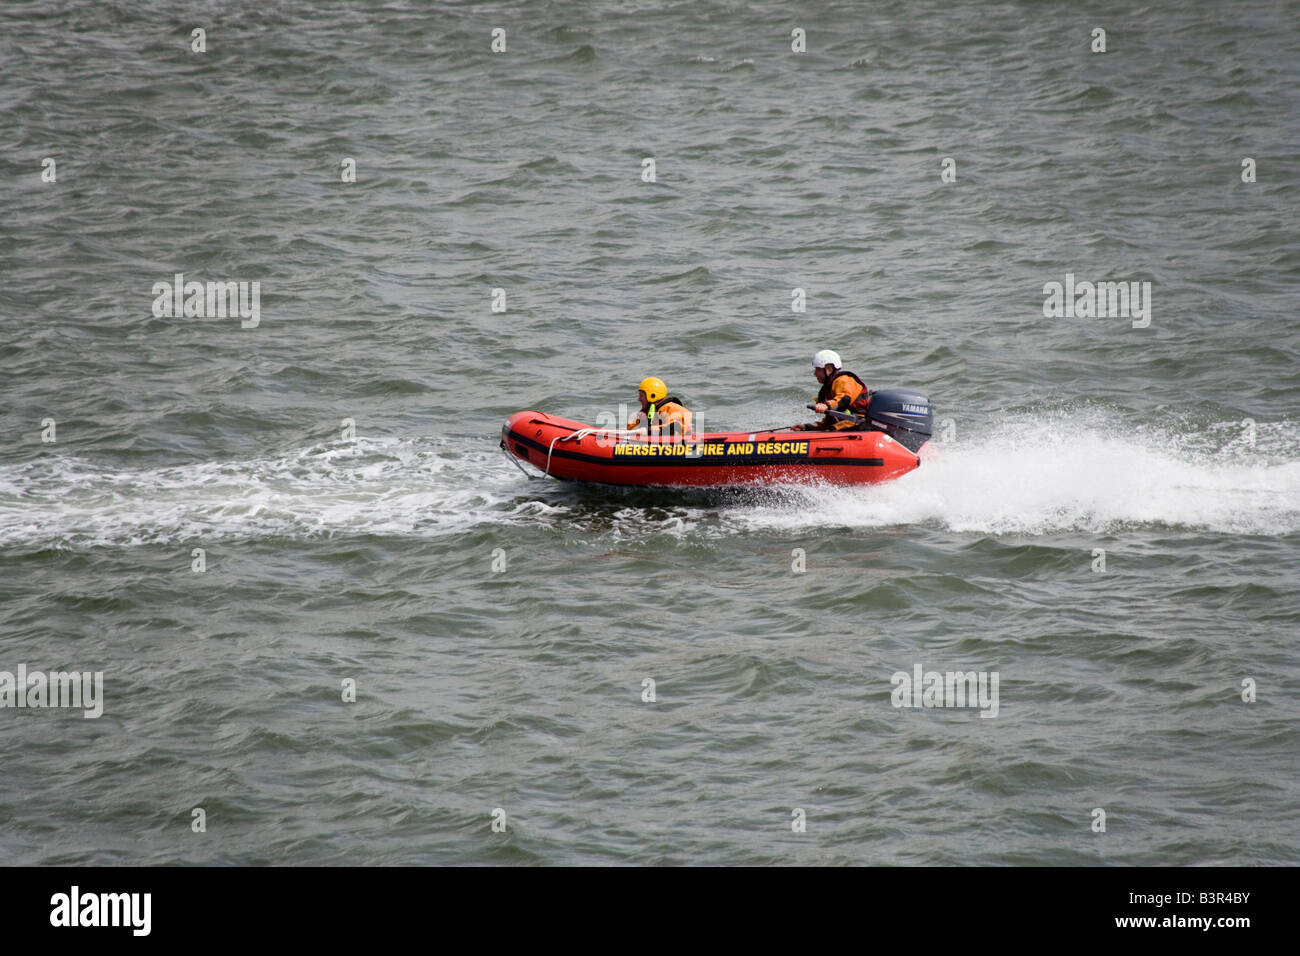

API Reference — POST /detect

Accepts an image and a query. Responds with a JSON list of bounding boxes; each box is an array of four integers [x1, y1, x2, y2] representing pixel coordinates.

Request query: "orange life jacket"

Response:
[[815, 371, 869, 430], [628, 396, 693, 437]]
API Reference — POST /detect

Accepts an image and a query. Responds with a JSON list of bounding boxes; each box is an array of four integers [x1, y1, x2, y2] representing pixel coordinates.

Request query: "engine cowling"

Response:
[[865, 388, 933, 452]]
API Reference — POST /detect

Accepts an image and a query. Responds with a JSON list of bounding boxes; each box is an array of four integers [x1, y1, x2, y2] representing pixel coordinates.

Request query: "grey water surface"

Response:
[[1, 0, 1298, 864]]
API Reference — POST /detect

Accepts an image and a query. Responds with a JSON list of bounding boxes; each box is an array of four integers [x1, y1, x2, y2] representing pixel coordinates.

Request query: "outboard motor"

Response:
[[864, 388, 933, 452]]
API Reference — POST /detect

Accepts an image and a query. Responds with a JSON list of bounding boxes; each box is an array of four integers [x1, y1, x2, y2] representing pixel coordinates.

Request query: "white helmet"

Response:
[[812, 349, 842, 370]]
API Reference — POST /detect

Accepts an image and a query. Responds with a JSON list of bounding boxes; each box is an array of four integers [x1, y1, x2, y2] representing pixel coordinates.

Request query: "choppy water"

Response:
[[2, 0, 1298, 865]]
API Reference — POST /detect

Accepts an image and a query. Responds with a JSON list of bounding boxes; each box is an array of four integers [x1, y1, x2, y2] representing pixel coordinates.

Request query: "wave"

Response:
[[2, 414, 1297, 549], [726, 414, 1300, 536], [0, 437, 527, 549]]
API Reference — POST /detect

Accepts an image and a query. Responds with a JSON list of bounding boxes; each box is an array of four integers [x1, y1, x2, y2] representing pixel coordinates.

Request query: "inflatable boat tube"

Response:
[[501, 411, 923, 487]]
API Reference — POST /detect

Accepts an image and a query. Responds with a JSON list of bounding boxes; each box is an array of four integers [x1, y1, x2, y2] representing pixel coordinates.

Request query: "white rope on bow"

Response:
[[545, 427, 644, 476], [504, 424, 684, 480]]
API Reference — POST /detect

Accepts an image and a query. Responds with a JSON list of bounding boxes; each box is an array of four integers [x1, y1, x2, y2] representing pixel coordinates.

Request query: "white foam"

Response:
[[2, 417, 1296, 547], [727, 416, 1300, 536], [0, 437, 538, 549]]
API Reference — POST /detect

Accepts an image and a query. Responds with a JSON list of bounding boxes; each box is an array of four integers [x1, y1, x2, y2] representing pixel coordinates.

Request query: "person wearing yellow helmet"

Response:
[[627, 376, 693, 438]]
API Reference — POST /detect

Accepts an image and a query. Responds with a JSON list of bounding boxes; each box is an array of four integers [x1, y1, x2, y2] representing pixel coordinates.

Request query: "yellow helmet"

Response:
[[638, 376, 667, 403]]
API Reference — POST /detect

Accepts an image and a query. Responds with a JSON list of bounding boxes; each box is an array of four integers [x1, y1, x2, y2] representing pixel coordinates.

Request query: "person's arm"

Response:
[[812, 393, 840, 428], [811, 383, 848, 416], [831, 377, 857, 412], [807, 379, 858, 425]]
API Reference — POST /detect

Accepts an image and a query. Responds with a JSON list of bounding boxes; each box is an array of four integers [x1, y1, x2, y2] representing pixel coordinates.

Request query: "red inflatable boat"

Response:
[[501, 402, 929, 488]]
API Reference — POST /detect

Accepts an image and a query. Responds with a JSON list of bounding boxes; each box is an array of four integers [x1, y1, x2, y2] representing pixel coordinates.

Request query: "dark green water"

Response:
[[1, 0, 1297, 864]]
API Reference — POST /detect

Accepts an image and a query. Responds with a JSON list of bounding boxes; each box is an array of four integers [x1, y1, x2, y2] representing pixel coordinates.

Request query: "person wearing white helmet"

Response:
[[790, 349, 870, 431]]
